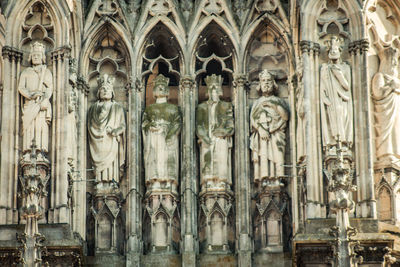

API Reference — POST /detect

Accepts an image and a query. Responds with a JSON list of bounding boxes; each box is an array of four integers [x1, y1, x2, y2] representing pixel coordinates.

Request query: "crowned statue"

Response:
[[320, 36, 353, 151], [196, 74, 234, 190], [18, 42, 53, 154], [88, 74, 126, 183], [142, 74, 182, 192]]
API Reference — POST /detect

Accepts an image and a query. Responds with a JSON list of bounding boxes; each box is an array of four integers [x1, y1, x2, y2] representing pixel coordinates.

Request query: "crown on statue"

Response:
[[259, 69, 273, 80], [153, 74, 169, 88], [30, 42, 45, 54], [97, 74, 115, 88], [205, 74, 223, 87]]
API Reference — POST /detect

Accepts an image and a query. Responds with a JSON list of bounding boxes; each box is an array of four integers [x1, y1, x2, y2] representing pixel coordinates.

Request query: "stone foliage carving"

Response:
[[372, 45, 400, 165], [250, 70, 289, 185], [88, 74, 126, 183], [196, 74, 234, 190], [142, 74, 182, 192], [18, 42, 53, 154], [320, 36, 353, 150]]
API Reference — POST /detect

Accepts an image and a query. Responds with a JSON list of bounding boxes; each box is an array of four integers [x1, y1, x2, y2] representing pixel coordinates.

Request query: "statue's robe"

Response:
[[18, 65, 53, 152], [196, 100, 234, 187], [142, 102, 181, 186], [320, 62, 353, 148], [88, 100, 126, 182]]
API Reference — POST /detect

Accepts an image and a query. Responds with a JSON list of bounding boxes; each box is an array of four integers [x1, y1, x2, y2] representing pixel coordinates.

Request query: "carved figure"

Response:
[[320, 36, 353, 150], [196, 74, 234, 190], [18, 42, 53, 153], [88, 74, 126, 182], [372, 45, 400, 165], [250, 70, 289, 183], [295, 58, 306, 161], [66, 63, 78, 167], [142, 74, 181, 191]]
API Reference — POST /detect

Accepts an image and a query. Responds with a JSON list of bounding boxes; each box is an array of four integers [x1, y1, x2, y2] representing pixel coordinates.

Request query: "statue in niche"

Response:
[[142, 74, 182, 192], [250, 70, 289, 185], [88, 74, 126, 183], [320, 36, 353, 151], [196, 74, 234, 190], [18, 42, 53, 154], [66, 61, 78, 168], [372, 45, 400, 165]]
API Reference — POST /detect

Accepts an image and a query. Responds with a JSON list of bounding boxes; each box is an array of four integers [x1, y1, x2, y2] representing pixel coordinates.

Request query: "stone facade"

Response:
[[1, 0, 400, 266]]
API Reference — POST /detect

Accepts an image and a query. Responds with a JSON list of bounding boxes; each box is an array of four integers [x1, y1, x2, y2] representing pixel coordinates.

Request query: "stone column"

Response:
[[349, 39, 376, 219], [232, 74, 251, 267], [0, 46, 22, 224], [126, 78, 143, 267], [300, 41, 325, 218], [49, 47, 71, 224], [179, 76, 197, 267], [73, 76, 89, 238]]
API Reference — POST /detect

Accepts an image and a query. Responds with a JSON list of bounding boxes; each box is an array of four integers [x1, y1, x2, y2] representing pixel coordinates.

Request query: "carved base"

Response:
[[143, 190, 180, 254], [199, 190, 234, 253], [253, 181, 289, 253]]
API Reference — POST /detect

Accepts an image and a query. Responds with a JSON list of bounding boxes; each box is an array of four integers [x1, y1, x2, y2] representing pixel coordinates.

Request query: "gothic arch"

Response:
[[4, 0, 70, 47], [242, 14, 294, 83], [134, 18, 186, 70], [301, 0, 365, 41], [80, 19, 133, 78], [189, 19, 238, 71], [135, 22, 184, 79]]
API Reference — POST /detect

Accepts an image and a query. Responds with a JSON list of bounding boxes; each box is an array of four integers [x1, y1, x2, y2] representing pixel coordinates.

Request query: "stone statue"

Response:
[[18, 42, 53, 153], [372, 45, 400, 165], [142, 74, 181, 192], [196, 74, 234, 190], [88, 74, 126, 183], [320, 36, 353, 150], [66, 62, 78, 167], [250, 70, 289, 184]]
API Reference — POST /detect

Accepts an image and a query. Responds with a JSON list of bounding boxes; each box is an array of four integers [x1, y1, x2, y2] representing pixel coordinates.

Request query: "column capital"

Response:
[[179, 75, 195, 90], [51, 46, 71, 61], [2, 46, 23, 61]]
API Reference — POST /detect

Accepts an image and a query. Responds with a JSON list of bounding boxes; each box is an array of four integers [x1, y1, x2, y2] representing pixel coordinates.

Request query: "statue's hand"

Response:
[[30, 92, 42, 100]]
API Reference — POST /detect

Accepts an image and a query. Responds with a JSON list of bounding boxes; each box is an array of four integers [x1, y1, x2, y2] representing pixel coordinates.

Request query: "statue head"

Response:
[[97, 74, 115, 101], [205, 74, 223, 102], [28, 42, 46, 65], [326, 36, 344, 61], [152, 74, 170, 99], [258, 69, 277, 95]]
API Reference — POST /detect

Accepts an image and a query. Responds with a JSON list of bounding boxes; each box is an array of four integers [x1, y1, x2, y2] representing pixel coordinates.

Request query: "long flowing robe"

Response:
[[18, 65, 53, 152], [142, 102, 181, 186], [320, 62, 353, 148], [373, 72, 400, 162], [196, 100, 234, 188], [250, 95, 289, 181], [88, 100, 126, 182]]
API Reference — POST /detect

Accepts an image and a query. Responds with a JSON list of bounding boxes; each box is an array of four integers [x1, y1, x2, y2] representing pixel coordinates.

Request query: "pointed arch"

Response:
[[188, 17, 239, 72], [241, 13, 294, 78], [134, 20, 185, 77], [301, 0, 365, 41], [377, 184, 393, 221], [5, 0, 70, 47], [79, 19, 133, 78]]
